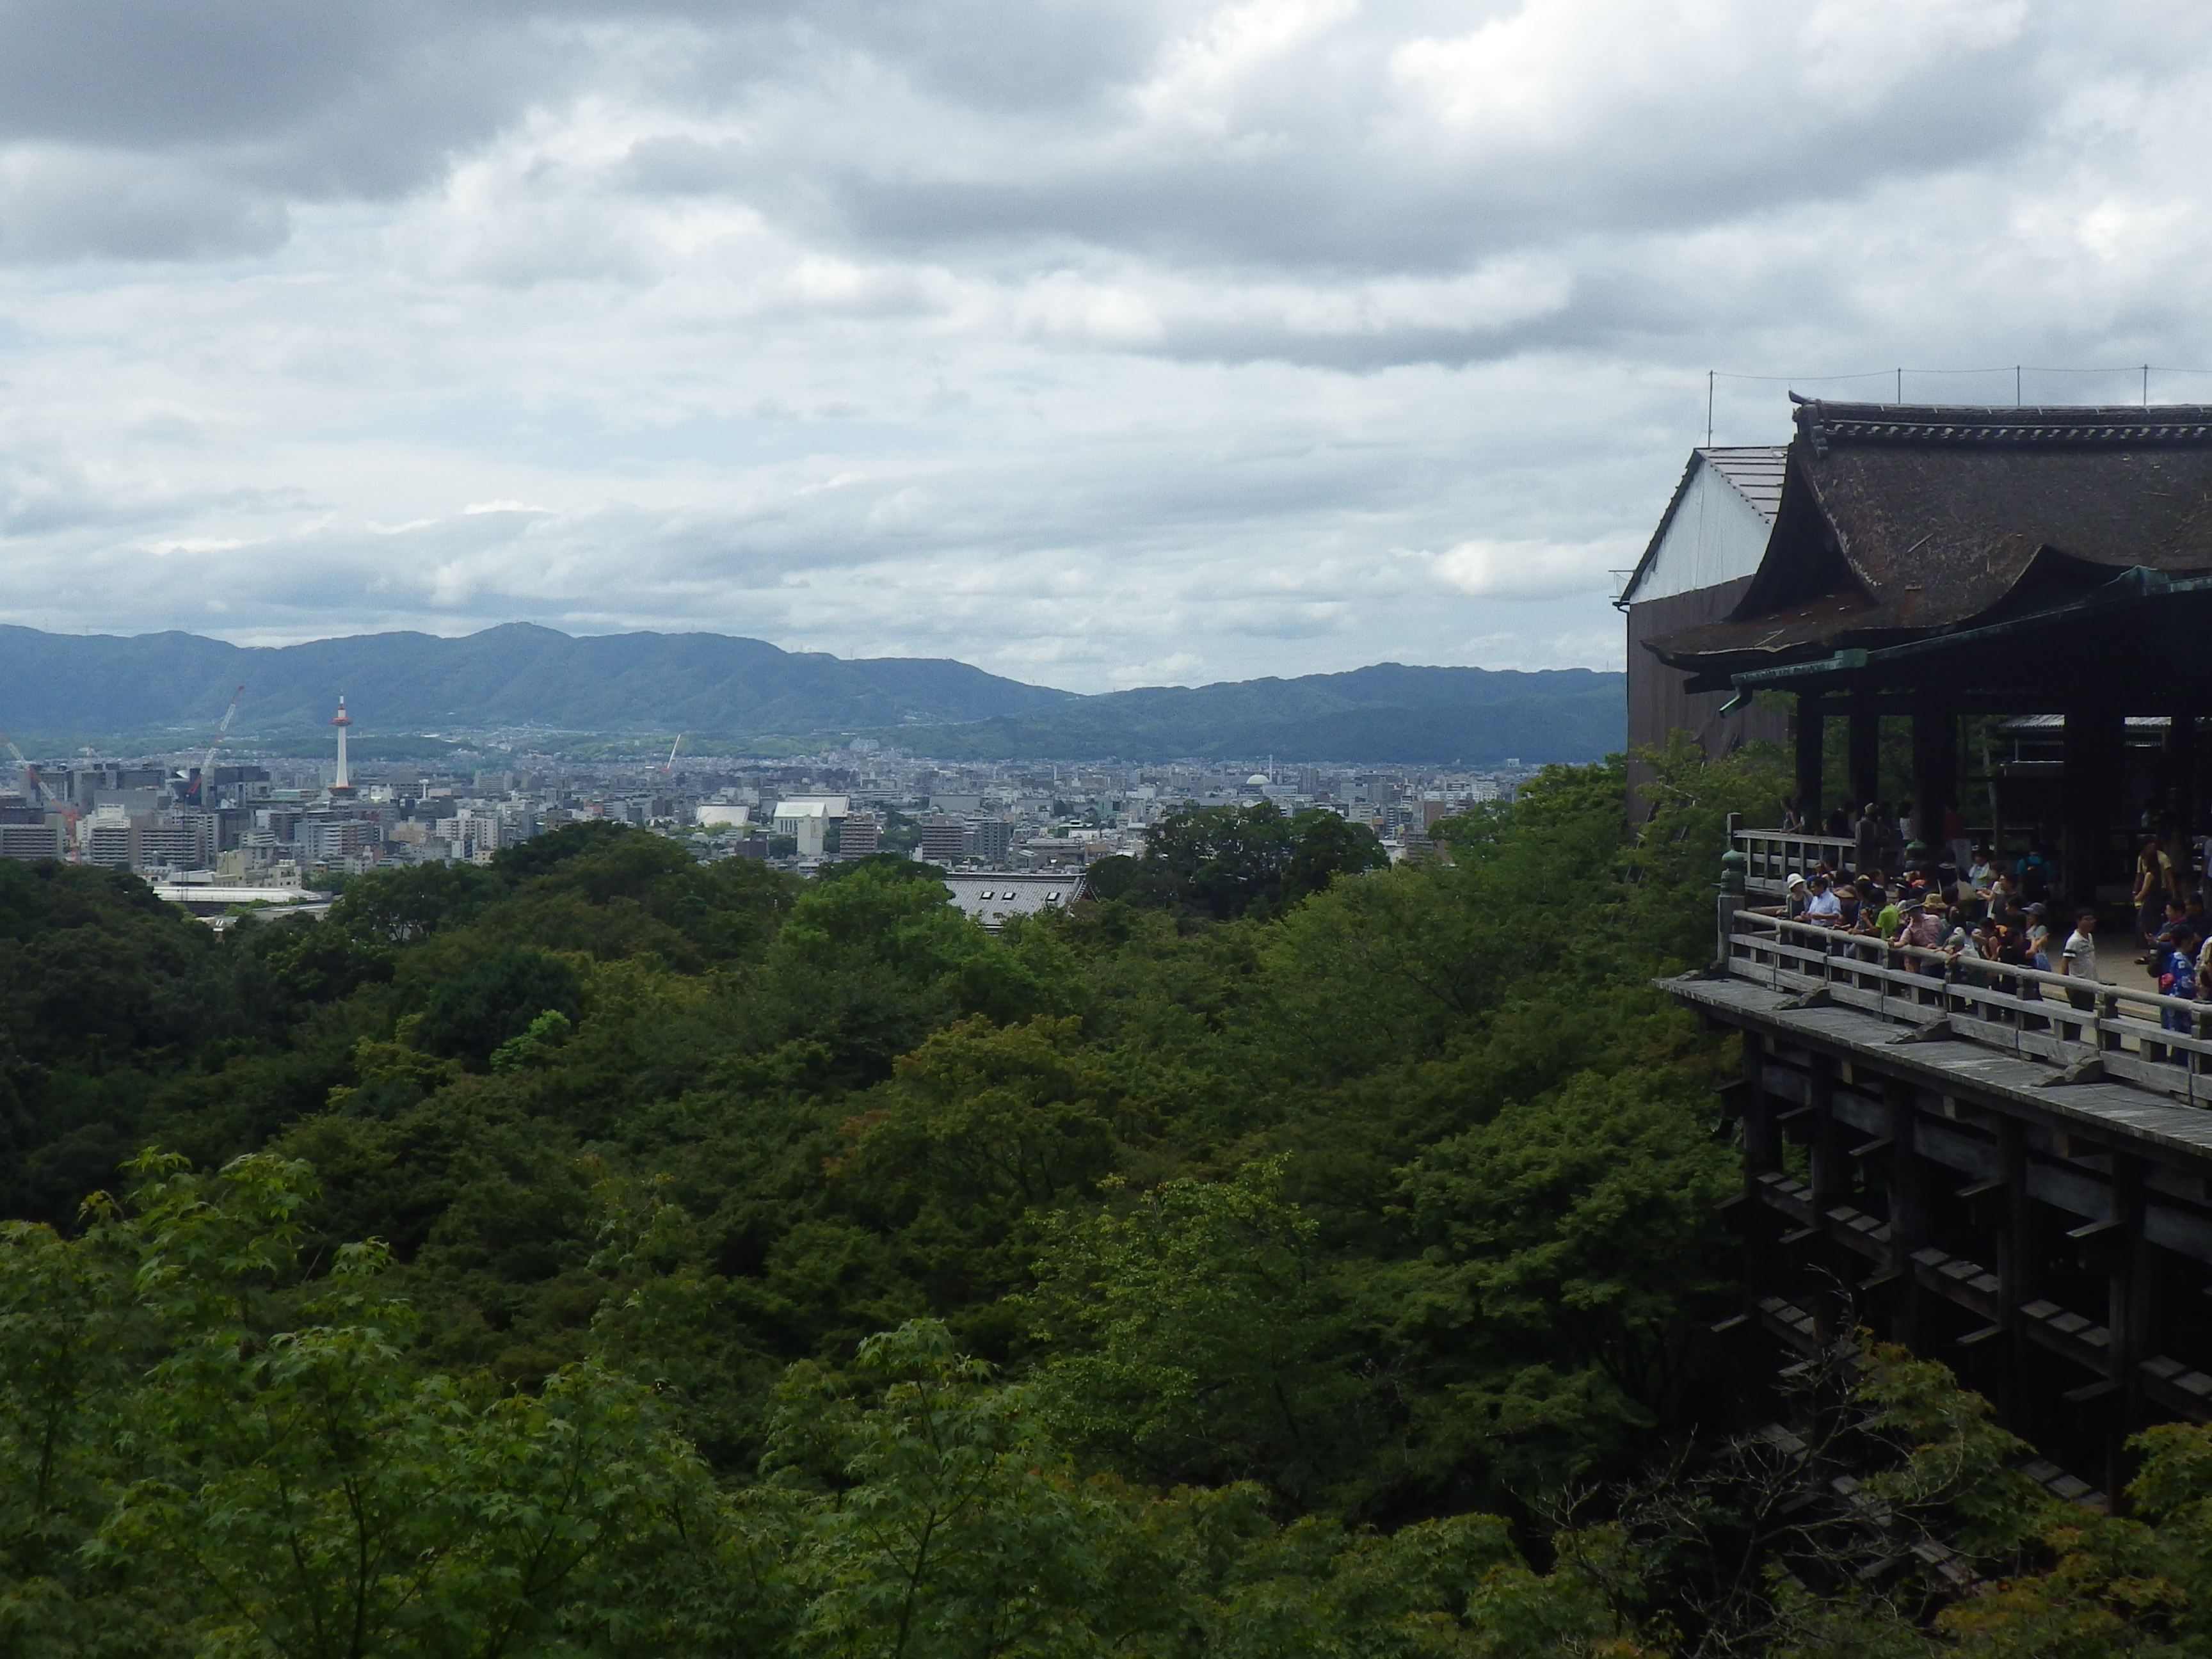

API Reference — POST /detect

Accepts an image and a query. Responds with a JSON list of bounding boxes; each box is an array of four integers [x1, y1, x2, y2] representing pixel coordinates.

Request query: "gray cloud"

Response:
[[0, 1, 2207, 689]]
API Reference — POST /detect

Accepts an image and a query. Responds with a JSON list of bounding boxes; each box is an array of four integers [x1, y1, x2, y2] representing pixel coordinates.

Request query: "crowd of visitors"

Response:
[[1757, 803, 2212, 1041], [1777, 794, 1983, 873]]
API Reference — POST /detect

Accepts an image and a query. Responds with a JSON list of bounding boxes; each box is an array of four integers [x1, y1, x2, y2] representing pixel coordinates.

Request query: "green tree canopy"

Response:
[[1127, 801, 1386, 920]]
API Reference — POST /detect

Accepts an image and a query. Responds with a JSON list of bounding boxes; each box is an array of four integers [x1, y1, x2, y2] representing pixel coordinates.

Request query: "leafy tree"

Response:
[[489, 819, 639, 884], [1130, 803, 1385, 920], [1621, 731, 1789, 965], [0, 860, 255, 1222], [1023, 1162, 1372, 1507], [323, 862, 501, 947], [756, 863, 1051, 1082], [833, 1016, 1121, 1343], [15, 742, 2163, 1655], [1, 1151, 730, 1657], [1084, 853, 1138, 902], [410, 946, 585, 1070], [760, 1318, 1559, 1659], [489, 1008, 574, 1072], [1395, 1066, 1737, 1417], [762, 1320, 1159, 1659]]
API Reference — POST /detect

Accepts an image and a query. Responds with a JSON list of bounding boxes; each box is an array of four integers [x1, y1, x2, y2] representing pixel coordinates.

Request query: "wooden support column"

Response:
[[1795, 693, 1825, 827], [1911, 693, 1957, 853], [1848, 697, 1882, 815], [2169, 712, 2198, 836], [2064, 707, 2123, 908], [1743, 1039, 1781, 1176], [1806, 1059, 1847, 1341], [2109, 1155, 2151, 1502], [1740, 1039, 1783, 1312], [1995, 1119, 2032, 1433], [1884, 1079, 1928, 1350]]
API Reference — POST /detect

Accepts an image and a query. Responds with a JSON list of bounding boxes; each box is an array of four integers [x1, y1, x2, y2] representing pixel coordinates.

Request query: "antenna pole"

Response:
[[2016, 365, 2021, 406], [1896, 366, 1902, 404], [1706, 370, 1713, 447], [2144, 364, 2151, 407]]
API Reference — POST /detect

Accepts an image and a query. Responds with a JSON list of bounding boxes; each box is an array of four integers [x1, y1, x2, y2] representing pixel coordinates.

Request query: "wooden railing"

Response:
[[1735, 830, 1861, 893], [1725, 911, 2212, 1106]]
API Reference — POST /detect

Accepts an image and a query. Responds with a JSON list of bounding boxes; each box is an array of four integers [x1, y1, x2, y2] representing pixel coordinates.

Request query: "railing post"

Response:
[[1717, 833, 1746, 968], [2192, 1009, 2206, 1107]]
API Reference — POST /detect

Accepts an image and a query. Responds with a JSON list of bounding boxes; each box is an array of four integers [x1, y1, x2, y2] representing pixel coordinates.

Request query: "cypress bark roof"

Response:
[[1647, 401, 2212, 680]]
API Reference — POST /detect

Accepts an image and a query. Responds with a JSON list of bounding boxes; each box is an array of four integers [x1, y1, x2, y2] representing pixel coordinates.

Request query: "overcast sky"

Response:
[[0, 0, 2206, 691]]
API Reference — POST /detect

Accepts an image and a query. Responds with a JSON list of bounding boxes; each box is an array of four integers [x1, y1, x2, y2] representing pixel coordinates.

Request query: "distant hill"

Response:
[[0, 626, 1623, 762], [0, 623, 1075, 741], [881, 664, 1624, 764]]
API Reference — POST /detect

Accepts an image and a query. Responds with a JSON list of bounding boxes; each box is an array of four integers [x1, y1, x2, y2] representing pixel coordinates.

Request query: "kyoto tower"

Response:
[[330, 696, 355, 796]]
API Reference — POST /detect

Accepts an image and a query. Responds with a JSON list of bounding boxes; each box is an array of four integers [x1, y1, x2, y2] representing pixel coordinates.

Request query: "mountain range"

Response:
[[0, 624, 1623, 764], [0, 623, 1071, 740], [888, 664, 1624, 764]]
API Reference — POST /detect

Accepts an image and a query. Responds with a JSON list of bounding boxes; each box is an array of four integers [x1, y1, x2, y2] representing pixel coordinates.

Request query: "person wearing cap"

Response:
[[2023, 902, 2052, 972], [1874, 885, 1903, 940], [1893, 890, 1946, 972], [1784, 871, 1807, 918]]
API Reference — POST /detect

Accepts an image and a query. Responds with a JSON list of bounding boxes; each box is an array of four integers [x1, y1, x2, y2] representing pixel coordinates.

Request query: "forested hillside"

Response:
[[884, 663, 1624, 764], [4, 747, 2208, 1655], [0, 625, 1619, 760], [0, 621, 1075, 740]]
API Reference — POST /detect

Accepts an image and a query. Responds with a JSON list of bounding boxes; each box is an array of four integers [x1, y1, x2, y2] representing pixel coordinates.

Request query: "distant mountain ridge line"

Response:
[[0, 621, 1072, 737], [0, 623, 1623, 763]]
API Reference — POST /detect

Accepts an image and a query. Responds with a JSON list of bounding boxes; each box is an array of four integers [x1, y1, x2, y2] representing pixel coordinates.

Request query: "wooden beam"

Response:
[[2064, 707, 2123, 908], [1795, 692, 1825, 826], [1848, 697, 1882, 810], [1912, 694, 1957, 854], [2169, 712, 2198, 835]]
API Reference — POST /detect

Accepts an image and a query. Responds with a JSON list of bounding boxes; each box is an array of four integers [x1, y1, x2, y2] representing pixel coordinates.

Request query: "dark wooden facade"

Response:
[[1678, 931, 2212, 1502], [1626, 576, 1790, 810], [1660, 401, 2212, 1495], [1648, 402, 2212, 895]]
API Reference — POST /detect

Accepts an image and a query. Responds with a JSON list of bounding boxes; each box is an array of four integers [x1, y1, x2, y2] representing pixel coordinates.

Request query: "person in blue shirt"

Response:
[[2160, 925, 2202, 1039]]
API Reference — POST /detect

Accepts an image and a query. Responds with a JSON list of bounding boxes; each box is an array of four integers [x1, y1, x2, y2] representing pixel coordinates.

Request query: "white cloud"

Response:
[[1423, 536, 1630, 601], [0, 1, 2204, 690]]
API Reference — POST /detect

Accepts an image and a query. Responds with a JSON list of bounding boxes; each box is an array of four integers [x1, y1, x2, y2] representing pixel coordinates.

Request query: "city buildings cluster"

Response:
[[0, 714, 1537, 905]]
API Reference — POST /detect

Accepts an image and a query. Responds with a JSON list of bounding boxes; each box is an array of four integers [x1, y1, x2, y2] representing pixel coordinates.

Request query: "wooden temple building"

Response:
[[1617, 446, 1792, 815], [1645, 400, 2212, 1502], [1651, 397, 2212, 892]]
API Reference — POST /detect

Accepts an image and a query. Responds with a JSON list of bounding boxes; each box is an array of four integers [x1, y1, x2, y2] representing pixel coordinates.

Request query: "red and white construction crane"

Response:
[[190, 685, 246, 806], [0, 725, 49, 808], [662, 733, 684, 775]]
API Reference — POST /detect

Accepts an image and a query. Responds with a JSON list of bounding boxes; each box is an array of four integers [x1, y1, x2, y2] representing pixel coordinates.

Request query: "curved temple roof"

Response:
[[1647, 400, 2212, 691]]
